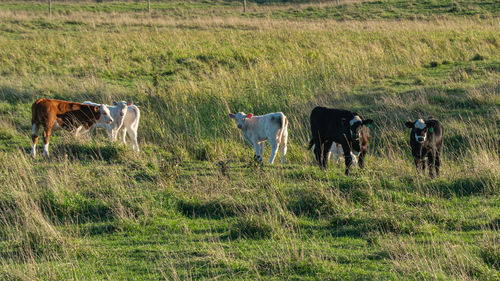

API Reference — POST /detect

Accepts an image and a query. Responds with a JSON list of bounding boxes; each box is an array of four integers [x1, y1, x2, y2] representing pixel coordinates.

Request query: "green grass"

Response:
[[0, 0, 498, 280]]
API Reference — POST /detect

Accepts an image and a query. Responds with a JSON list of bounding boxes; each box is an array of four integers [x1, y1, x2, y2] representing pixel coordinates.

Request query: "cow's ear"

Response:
[[428, 127, 434, 133], [127, 101, 133, 106], [246, 113, 253, 119], [228, 113, 235, 119], [405, 121, 414, 128], [112, 101, 117, 105], [363, 119, 373, 126]]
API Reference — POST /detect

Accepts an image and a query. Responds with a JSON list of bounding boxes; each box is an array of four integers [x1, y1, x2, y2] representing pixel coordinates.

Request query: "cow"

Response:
[[82, 101, 141, 152], [329, 143, 358, 167], [228, 112, 288, 164], [82, 100, 128, 142], [308, 106, 373, 175], [30, 98, 113, 157], [405, 118, 444, 177]]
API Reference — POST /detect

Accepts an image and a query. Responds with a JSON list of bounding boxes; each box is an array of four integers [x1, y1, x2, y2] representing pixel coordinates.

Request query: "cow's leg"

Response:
[[313, 139, 322, 167], [351, 151, 359, 167], [76, 125, 92, 137], [31, 123, 39, 157], [74, 126, 82, 137], [111, 129, 117, 143], [113, 125, 121, 142], [334, 144, 344, 164], [121, 127, 127, 144], [414, 158, 424, 174], [358, 150, 366, 169], [127, 128, 139, 152], [268, 137, 279, 164], [252, 141, 262, 162], [434, 154, 441, 177], [328, 144, 335, 163], [259, 142, 265, 158], [105, 124, 114, 143], [342, 143, 353, 175], [280, 128, 288, 164], [322, 140, 333, 169], [427, 152, 435, 178], [42, 124, 53, 157], [88, 125, 96, 136]]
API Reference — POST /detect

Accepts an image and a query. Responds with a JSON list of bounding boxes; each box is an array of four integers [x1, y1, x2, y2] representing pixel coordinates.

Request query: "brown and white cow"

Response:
[[30, 98, 113, 157]]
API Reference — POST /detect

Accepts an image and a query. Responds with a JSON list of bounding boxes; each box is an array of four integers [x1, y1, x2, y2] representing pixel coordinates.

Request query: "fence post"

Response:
[[243, 0, 246, 13], [148, 0, 150, 13], [49, 0, 52, 16]]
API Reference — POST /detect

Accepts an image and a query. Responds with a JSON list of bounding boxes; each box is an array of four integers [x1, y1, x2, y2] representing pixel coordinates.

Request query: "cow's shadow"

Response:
[[49, 142, 126, 163]]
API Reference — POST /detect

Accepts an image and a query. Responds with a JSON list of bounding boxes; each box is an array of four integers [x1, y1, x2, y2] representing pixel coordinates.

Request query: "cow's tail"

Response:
[[31, 99, 45, 125], [130, 105, 140, 131], [278, 113, 287, 143]]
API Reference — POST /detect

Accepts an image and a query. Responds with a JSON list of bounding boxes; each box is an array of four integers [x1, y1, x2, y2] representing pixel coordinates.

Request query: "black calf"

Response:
[[405, 118, 444, 177], [309, 106, 373, 175]]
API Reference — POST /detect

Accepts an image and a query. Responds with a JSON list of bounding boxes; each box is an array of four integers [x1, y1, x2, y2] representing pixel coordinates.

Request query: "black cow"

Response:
[[405, 118, 444, 177], [308, 106, 373, 175]]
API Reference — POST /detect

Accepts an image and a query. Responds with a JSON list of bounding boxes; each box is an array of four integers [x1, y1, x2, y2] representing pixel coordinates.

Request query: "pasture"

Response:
[[0, 0, 498, 279]]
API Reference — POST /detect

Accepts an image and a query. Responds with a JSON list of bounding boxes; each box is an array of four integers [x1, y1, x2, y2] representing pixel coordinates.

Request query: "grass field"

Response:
[[0, 0, 498, 279]]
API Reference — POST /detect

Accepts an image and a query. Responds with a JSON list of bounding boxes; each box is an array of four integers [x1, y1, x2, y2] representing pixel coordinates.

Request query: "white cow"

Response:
[[82, 101, 141, 152], [328, 143, 358, 167], [228, 112, 288, 164]]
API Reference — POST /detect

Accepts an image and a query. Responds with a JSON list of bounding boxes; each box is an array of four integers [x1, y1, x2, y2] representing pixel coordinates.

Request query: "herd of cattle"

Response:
[[30, 98, 444, 177]]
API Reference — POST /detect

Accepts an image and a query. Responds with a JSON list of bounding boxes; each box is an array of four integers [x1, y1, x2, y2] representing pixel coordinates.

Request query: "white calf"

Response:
[[83, 101, 127, 141], [82, 101, 140, 152], [228, 112, 288, 164], [118, 102, 140, 152], [328, 143, 358, 167]]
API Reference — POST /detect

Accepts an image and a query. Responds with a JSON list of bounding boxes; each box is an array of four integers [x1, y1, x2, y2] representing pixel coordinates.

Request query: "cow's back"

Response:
[[31, 98, 97, 129], [310, 106, 351, 141], [426, 119, 444, 152], [126, 105, 140, 122]]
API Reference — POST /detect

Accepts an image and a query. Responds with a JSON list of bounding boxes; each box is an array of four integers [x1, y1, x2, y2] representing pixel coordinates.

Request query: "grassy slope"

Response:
[[0, 1, 499, 280]]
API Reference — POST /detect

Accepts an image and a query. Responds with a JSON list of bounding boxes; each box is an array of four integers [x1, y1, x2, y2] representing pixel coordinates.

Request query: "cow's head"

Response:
[[228, 112, 253, 129], [405, 119, 431, 143], [346, 115, 373, 141], [113, 100, 129, 118], [98, 104, 113, 124]]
